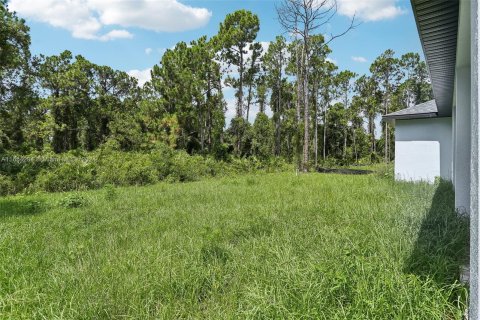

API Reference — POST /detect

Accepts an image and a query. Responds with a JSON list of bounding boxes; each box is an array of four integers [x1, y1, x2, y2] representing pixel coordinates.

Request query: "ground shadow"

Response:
[[316, 167, 374, 175], [404, 180, 469, 286], [0, 197, 46, 218]]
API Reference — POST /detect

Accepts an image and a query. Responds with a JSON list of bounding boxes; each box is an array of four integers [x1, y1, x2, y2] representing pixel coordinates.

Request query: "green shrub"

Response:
[[59, 193, 88, 208], [376, 163, 395, 180], [206, 160, 229, 177], [95, 153, 124, 186], [213, 143, 232, 162], [96, 152, 158, 186], [0, 174, 13, 196], [150, 143, 174, 179], [265, 157, 293, 173], [122, 157, 158, 186], [319, 156, 339, 168], [370, 152, 381, 163], [2, 147, 294, 195], [229, 158, 252, 174], [168, 151, 210, 182], [203, 157, 220, 177], [35, 160, 96, 192]]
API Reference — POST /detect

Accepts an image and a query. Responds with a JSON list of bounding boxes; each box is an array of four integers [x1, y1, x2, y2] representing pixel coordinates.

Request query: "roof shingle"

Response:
[[383, 99, 438, 120]]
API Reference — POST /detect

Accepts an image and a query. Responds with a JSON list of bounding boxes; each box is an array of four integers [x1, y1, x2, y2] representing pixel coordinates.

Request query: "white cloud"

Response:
[[99, 29, 133, 41], [145, 48, 153, 55], [352, 56, 368, 63], [9, 0, 103, 40], [127, 68, 152, 87], [90, 0, 211, 32], [337, 0, 405, 21], [224, 98, 237, 126], [259, 41, 270, 53], [9, 0, 212, 40]]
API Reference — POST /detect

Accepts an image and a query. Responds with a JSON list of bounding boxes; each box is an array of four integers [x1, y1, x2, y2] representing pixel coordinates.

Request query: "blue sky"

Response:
[[8, 0, 423, 122]]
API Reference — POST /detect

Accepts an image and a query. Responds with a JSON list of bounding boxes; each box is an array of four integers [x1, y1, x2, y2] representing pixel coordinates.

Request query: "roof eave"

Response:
[[382, 112, 439, 122], [410, 0, 459, 117]]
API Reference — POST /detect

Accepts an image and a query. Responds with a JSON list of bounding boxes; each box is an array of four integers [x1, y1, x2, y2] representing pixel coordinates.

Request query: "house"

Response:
[[384, 100, 452, 184], [386, 0, 480, 316]]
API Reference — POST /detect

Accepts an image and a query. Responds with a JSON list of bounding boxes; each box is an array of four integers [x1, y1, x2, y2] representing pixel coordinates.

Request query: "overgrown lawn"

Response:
[[0, 173, 469, 319]]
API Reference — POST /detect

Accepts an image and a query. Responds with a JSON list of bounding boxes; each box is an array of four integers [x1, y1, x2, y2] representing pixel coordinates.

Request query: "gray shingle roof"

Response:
[[411, 0, 459, 116], [383, 99, 438, 120]]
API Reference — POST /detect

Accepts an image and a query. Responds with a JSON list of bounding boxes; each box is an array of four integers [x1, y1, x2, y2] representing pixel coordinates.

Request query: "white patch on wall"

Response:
[[395, 141, 440, 183], [395, 117, 452, 181]]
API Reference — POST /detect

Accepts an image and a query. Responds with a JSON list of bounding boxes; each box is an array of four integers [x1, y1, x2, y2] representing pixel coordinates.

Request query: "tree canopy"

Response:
[[0, 4, 432, 167]]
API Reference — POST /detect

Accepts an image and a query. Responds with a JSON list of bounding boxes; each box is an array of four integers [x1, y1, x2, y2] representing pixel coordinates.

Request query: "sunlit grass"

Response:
[[0, 172, 468, 319]]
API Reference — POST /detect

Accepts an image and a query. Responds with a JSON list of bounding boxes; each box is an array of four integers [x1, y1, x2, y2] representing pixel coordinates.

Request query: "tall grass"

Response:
[[0, 173, 468, 319]]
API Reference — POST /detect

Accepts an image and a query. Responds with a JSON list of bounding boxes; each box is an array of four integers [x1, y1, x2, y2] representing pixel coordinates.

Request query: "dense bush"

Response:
[[96, 152, 158, 186], [149, 142, 175, 179], [0, 174, 13, 196], [34, 159, 97, 192], [168, 152, 211, 182], [0, 144, 294, 195]]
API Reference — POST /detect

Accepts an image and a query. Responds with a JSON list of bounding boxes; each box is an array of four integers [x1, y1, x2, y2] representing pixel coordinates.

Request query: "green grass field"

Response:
[[0, 172, 469, 319]]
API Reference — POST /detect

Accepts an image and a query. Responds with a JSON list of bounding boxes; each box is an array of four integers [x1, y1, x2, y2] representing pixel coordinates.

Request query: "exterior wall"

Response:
[[394, 117, 452, 183], [471, 0, 479, 316], [452, 105, 456, 183], [455, 66, 472, 213]]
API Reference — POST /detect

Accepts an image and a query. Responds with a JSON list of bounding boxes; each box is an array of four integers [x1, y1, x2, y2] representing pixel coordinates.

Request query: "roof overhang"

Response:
[[383, 99, 439, 121], [384, 112, 438, 121], [410, 0, 459, 117]]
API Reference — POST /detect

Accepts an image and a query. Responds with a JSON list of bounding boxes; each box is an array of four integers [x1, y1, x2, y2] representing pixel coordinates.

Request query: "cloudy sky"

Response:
[[8, 0, 423, 121]]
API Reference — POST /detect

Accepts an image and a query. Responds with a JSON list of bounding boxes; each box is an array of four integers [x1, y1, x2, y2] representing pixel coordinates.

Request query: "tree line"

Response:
[[1, 0, 432, 169]]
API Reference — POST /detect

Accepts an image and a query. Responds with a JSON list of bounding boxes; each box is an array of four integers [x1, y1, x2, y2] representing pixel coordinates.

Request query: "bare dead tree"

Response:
[[277, 0, 357, 171]]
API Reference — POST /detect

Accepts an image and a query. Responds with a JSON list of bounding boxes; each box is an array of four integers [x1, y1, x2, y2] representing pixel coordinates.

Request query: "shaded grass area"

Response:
[[0, 173, 468, 319], [406, 180, 469, 283]]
